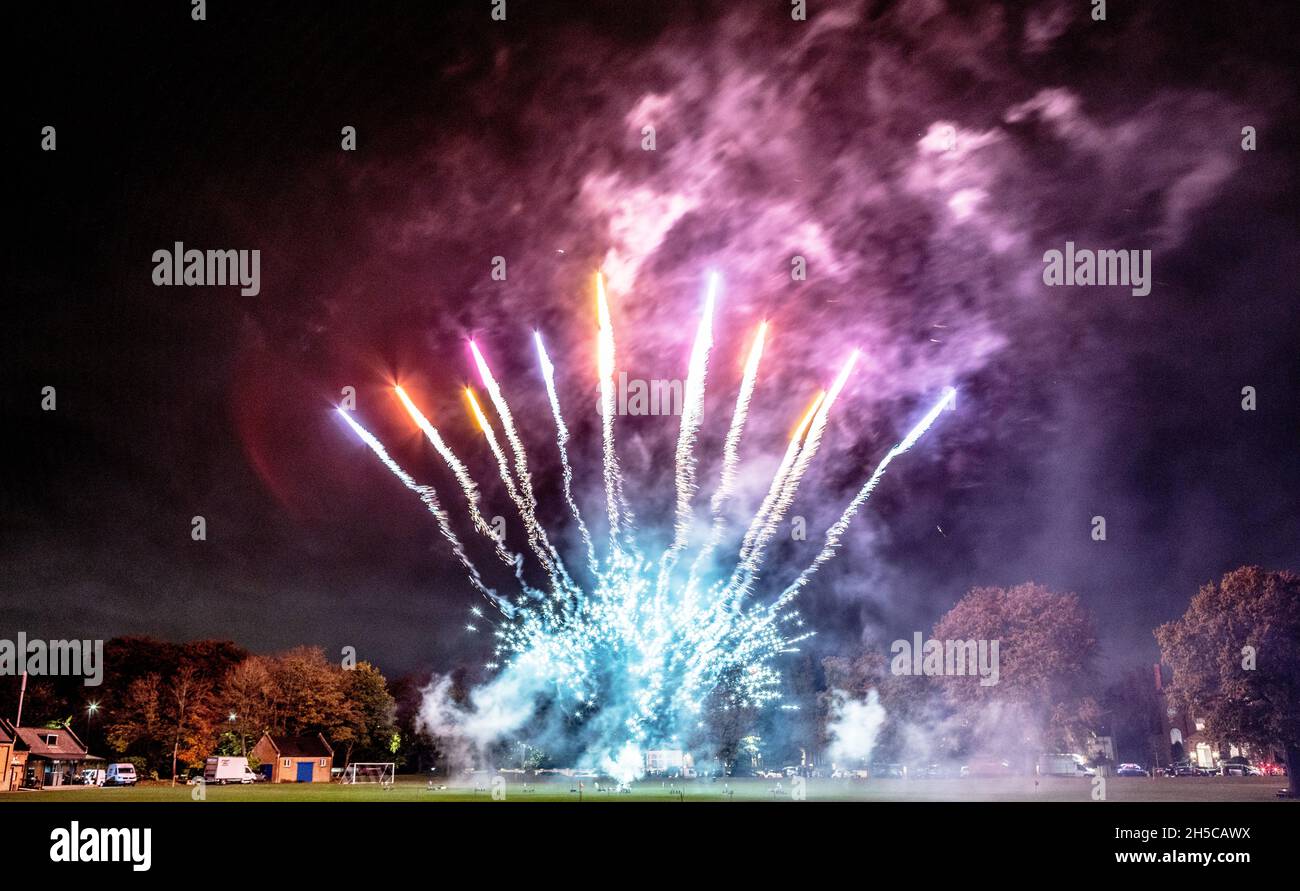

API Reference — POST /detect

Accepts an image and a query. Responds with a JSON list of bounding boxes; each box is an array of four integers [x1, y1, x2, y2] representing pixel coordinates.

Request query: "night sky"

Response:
[[5, 0, 1298, 686]]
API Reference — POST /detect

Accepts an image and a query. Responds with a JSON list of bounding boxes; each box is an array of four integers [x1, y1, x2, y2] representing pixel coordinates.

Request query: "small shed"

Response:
[[251, 732, 334, 783]]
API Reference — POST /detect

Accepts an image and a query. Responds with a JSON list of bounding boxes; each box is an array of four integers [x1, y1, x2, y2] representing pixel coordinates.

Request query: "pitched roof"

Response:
[[260, 733, 333, 758], [5, 722, 87, 758]]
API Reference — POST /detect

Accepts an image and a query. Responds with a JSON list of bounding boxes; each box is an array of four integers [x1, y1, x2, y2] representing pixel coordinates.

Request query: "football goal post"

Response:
[[340, 762, 396, 787]]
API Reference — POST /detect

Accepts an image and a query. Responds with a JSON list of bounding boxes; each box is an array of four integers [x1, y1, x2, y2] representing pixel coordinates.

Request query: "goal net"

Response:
[[340, 762, 396, 787]]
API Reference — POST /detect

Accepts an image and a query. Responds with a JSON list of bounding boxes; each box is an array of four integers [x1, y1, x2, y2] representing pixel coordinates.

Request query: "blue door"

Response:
[[296, 760, 315, 782]]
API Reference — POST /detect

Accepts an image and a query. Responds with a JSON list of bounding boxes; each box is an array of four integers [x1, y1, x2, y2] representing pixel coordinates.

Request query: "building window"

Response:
[[319, 758, 327, 768], [45, 734, 58, 746], [282, 759, 290, 768]]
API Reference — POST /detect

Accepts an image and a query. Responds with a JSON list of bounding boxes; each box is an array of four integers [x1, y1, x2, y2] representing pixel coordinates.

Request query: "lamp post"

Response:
[[228, 712, 243, 755], [15, 672, 27, 726]]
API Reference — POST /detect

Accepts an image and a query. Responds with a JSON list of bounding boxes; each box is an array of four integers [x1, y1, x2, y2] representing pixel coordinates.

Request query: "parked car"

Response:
[[831, 768, 869, 780], [1116, 763, 1148, 777], [105, 763, 138, 786], [1219, 760, 1261, 777], [1167, 762, 1199, 777]]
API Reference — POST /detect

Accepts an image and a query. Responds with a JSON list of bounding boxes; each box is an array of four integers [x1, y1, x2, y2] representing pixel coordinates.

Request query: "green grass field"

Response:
[[2, 775, 1287, 803]]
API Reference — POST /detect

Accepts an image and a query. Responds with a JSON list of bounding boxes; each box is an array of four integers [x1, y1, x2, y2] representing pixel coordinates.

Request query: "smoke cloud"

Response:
[[825, 688, 887, 766]]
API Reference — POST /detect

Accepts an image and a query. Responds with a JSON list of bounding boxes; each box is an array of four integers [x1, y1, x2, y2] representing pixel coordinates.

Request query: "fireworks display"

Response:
[[338, 272, 956, 766]]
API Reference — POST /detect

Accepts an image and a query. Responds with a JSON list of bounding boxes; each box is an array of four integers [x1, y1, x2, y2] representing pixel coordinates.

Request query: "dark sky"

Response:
[[4, 0, 1298, 686]]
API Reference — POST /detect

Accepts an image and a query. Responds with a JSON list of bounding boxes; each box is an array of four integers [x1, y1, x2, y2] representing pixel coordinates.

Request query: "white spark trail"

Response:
[[471, 341, 576, 592], [535, 331, 598, 574], [394, 386, 518, 568], [689, 320, 766, 585], [770, 386, 957, 612], [739, 350, 858, 584], [735, 391, 823, 572], [658, 272, 718, 592], [466, 388, 570, 597], [596, 273, 630, 553], [335, 408, 510, 614]]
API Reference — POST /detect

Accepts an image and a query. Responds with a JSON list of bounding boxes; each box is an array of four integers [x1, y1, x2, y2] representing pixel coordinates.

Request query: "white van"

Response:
[[105, 763, 138, 786], [78, 767, 106, 786], [203, 756, 259, 785]]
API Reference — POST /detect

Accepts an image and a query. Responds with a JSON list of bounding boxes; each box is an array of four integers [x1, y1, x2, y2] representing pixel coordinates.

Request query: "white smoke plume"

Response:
[[824, 688, 887, 766]]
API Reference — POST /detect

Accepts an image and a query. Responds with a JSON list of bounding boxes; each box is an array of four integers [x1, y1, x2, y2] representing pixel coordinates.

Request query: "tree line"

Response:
[[1, 639, 408, 781], [5, 565, 1294, 793], [700, 566, 1298, 796]]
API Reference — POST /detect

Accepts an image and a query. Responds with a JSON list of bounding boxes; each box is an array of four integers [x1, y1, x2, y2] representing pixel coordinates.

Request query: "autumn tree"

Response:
[[336, 662, 399, 769], [167, 664, 218, 784], [269, 646, 351, 737], [932, 582, 1099, 768], [1155, 566, 1300, 796], [105, 674, 165, 776], [219, 647, 396, 770], [221, 656, 274, 755]]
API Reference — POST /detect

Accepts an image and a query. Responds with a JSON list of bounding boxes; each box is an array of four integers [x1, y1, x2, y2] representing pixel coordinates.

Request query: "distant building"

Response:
[[251, 732, 334, 783], [0, 719, 89, 789], [644, 749, 694, 776], [1153, 663, 1251, 769]]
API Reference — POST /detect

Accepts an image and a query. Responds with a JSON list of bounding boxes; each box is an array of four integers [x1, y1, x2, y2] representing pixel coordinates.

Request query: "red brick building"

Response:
[[0, 719, 89, 789], [0, 723, 14, 792], [251, 732, 334, 783]]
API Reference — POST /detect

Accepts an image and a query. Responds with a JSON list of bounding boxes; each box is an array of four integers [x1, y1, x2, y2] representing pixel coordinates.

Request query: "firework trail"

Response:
[[595, 272, 632, 554], [335, 407, 510, 615], [394, 385, 517, 568], [768, 386, 958, 614], [734, 350, 859, 593], [734, 392, 822, 568], [336, 272, 956, 762], [658, 272, 718, 595], [535, 331, 598, 574], [470, 342, 576, 594], [465, 387, 572, 598], [688, 320, 766, 585]]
